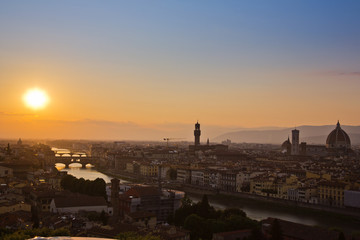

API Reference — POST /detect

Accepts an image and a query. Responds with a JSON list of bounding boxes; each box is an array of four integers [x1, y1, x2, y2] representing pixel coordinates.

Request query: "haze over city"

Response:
[[1, 1, 360, 140]]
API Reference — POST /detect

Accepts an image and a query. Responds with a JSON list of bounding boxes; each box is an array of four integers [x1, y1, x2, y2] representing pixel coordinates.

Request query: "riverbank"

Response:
[[96, 168, 141, 183], [183, 188, 360, 235], [180, 185, 360, 218]]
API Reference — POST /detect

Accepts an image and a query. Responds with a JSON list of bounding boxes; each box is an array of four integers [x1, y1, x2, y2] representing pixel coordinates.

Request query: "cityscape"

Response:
[[1, 1, 360, 240]]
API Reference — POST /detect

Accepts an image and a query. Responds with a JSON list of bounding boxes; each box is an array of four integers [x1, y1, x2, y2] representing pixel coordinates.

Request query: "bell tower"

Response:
[[291, 129, 299, 155], [194, 121, 201, 146]]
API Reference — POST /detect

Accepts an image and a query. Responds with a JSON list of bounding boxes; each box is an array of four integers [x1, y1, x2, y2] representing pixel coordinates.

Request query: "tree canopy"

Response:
[[60, 175, 106, 198], [168, 194, 258, 240], [0, 227, 70, 240]]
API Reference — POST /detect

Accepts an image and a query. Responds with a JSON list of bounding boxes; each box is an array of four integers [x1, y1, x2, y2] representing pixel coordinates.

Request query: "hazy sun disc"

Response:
[[23, 88, 49, 110]]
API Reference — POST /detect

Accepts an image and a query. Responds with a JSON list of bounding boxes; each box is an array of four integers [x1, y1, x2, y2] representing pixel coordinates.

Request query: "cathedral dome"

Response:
[[281, 137, 291, 149], [326, 121, 351, 149], [281, 137, 291, 154]]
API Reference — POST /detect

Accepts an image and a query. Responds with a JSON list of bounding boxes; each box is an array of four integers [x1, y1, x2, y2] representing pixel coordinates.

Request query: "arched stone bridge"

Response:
[[54, 156, 98, 168]]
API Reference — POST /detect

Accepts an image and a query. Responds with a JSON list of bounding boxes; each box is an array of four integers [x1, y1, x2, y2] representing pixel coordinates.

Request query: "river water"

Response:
[[55, 163, 114, 183], [187, 193, 359, 234], [54, 162, 359, 234]]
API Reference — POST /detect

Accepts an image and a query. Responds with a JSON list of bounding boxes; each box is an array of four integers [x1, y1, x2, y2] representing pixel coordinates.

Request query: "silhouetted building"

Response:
[[326, 121, 351, 150], [189, 121, 228, 153], [111, 178, 120, 218], [194, 121, 201, 146], [291, 129, 299, 155], [118, 186, 184, 222], [281, 137, 291, 155], [282, 121, 352, 157]]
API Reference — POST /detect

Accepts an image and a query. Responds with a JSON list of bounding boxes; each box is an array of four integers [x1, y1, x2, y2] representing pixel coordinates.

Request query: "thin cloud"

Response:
[[0, 112, 37, 117], [315, 71, 360, 77], [335, 71, 360, 76]]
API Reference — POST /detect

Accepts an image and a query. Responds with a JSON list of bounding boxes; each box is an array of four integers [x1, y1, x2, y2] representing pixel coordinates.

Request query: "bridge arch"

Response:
[[54, 156, 96, 168]]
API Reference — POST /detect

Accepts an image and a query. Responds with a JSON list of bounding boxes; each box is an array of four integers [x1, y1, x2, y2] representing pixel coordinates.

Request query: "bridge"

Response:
[[54, 156, 98, 168], [54, 151, 88, 158]]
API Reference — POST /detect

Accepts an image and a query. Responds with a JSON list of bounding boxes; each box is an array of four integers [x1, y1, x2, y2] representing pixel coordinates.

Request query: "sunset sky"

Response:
[[1, 1, 360, 140]]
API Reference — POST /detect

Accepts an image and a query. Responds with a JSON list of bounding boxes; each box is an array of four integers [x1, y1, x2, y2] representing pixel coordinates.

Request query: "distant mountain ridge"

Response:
[[213, 125, 360, 145]]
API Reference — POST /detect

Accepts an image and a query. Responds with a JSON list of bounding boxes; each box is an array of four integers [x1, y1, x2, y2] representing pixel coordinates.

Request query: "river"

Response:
[[188, 194, 360, 234], [54, 162, 359, 234], [55, 163, 115, 183]]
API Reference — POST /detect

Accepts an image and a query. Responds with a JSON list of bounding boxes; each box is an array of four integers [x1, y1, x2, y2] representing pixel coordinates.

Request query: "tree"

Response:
[[270, 219, 283, 240], [224, 215, 257, 232], [61, 175, 106, 198], [116, 232, 161, 240], [100, 210, 108, 225], [195, 194, 216, 219], [171, 194, 194, 226], [31, 206, 39, 229], [184, 214, 204, 240], [6, 143, 11, 155], [222, 208, 246, 219], [338, 232, 345, 240], [1, 228, 70, 240]]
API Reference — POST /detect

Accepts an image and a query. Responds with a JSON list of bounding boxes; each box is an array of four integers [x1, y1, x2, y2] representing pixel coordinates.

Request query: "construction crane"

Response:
[[163, 138, 184, 148]]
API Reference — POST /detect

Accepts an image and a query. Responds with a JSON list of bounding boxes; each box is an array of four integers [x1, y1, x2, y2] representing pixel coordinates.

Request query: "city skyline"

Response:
[[1, 1, 360, 140]]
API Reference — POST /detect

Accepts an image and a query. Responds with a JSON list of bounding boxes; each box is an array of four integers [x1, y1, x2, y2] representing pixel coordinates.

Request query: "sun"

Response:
[[23, 88, 49, 110]]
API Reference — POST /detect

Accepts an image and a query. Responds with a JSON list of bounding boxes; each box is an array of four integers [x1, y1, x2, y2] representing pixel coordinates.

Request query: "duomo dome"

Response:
[[326, 121, 351, 149]]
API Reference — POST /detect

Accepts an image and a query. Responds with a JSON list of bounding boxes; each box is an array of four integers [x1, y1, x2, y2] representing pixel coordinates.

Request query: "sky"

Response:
[[0, 1, 360, 141]]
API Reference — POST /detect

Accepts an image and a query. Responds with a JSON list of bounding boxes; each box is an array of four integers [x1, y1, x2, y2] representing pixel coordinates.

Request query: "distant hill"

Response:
[[213, 125, 360, 145]]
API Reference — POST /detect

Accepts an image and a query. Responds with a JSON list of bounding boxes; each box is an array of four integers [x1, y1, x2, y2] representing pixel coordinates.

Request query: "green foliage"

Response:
[[52, 228, 71, 236], [181, 194, 193, 208], [1, 228, 70, 240], [184, 214, 205, 240], [222, 208, 247, 219], [116, 232, 161, 240], [86, 211, 108, 225], [172, 194, 258, 240], [170, 194, 197, 226], [61, 175, 106, 198]]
